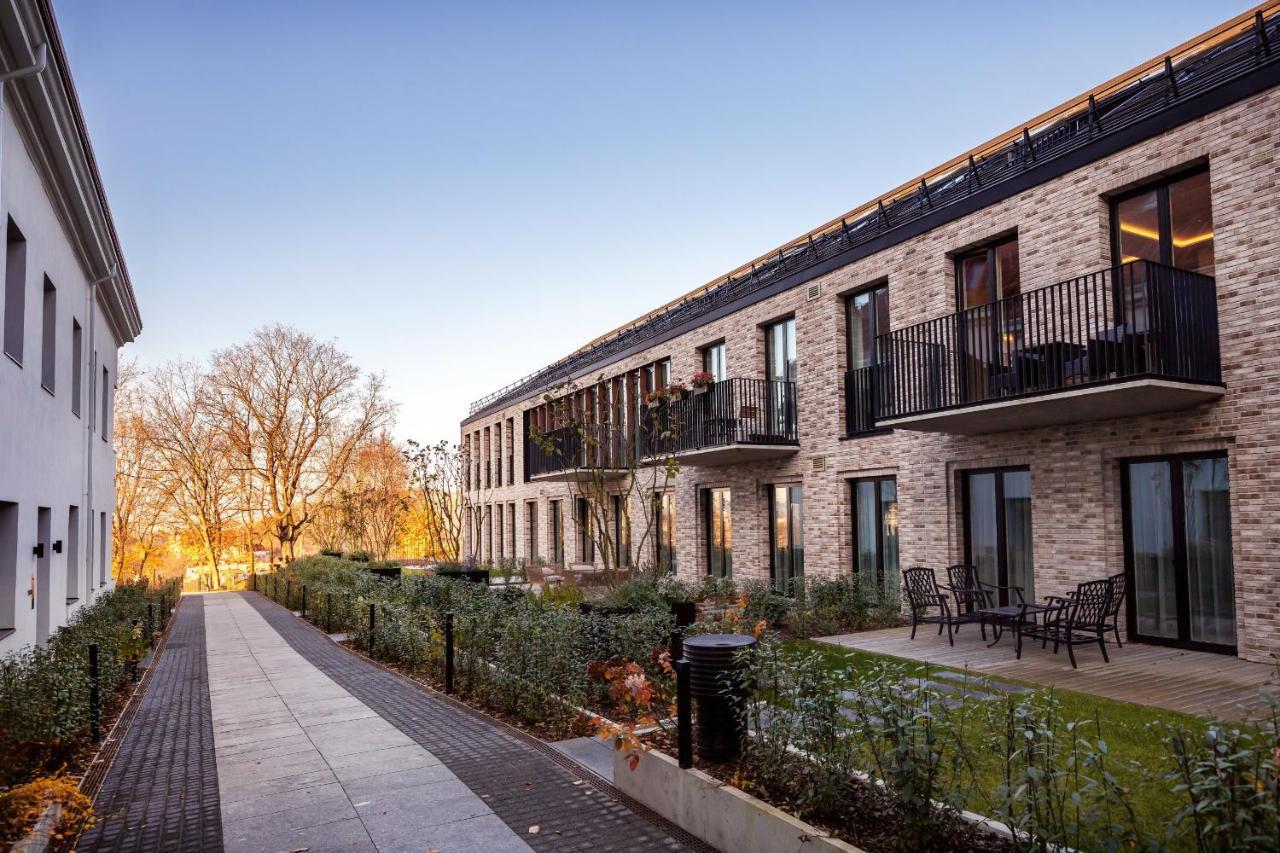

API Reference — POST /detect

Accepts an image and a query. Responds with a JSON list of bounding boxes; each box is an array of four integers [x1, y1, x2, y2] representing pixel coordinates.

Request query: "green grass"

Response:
[[781, 639, 1217, 848]]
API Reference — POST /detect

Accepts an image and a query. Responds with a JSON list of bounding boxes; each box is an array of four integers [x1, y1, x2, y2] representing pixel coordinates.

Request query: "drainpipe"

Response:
[[84, 267, 117, 600]]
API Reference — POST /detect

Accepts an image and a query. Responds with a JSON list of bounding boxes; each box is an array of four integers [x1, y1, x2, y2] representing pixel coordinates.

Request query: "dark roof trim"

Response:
[[464, 9, 1280, 426]]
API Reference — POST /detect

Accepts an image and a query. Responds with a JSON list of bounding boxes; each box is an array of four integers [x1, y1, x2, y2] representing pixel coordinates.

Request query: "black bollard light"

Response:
[[683, 633, 757, 762]]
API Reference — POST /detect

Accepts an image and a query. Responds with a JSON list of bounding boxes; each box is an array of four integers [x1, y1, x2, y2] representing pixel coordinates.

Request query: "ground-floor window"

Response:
[[495, 504, 504, 560], [576, 498, 595, 562], [612, 495, 631, 568], [1124, 452, 1235, 652], [705, 487, 731, 578], [550, 500, 564, 566], [964, 468, 1033, 605], [526, 502, 538, 561], [655, 491, 676, 574], [507, 503, 516, 561], [851, 477, 897, 589], [770, 484, 803, 593]]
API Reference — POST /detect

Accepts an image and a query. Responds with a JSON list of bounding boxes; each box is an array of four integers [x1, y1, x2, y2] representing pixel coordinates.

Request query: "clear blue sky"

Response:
[[58, 0, 1246, 443]]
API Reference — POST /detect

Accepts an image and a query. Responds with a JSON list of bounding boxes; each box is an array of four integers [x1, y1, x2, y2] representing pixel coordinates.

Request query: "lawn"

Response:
[[780, 639, 1217, 848]]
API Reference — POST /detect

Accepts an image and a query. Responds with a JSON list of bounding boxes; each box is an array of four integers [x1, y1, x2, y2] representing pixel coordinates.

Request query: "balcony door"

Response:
[[655, 491, 676, 574], [851, 477, 897, 591], [955, 237, 1020, 402], [846, 284, 889, 433], [770, 484, 804, 593], [964, 468, 1033, 605], [705, 487, 732, 578], [765, 318, 796, 439], [1123, 453, 1235, 653]]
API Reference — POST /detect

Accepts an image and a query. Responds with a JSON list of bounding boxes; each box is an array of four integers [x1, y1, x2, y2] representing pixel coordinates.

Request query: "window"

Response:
[[71, 320, 82, 416], [495, 422, 503, 487], [36, 507, 50, 643], [612, 495, 631, 568], [66, 506, 80, 603], [0, 501, 16, 633], [100, 367, 111, 441], [770, 485, 804, 592], [847, 284, 889, 371], [550, 500, 564, 565], [655, 491, 675, 574], [851, 477, 897, 590], [576, 498, 594, 562], [701, 342, 727, 383], [705, 487, 731, 578], [955, 237, 1020, 395], [40, 278, 55, 393], [765, 318, 796, 383], [1112, 167, 1214, 275], [956, 236, 1020, 312], [98, 512, 107, 585], [3, 218, 27, 364], [495, 504, 504, 559], [526, 501, 539, 561], [964, 468, 1033, 605], [508, 502, 515, 560]]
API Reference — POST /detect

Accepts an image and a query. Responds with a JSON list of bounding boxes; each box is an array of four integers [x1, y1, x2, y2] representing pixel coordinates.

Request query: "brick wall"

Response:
[[461, 85, 1280, 662]]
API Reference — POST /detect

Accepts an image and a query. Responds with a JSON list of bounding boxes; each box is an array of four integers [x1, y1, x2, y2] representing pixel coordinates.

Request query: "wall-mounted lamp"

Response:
[[32, 543, 45, 559], [52, 540, 63, 554]]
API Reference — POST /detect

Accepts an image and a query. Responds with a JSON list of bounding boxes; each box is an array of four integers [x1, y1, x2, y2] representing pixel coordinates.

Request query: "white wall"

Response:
[[0, 104, 119, 655]]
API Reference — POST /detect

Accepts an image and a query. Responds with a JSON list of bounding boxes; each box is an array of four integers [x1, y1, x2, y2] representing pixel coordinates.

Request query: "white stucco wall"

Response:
[[0, 103, 119, 655]]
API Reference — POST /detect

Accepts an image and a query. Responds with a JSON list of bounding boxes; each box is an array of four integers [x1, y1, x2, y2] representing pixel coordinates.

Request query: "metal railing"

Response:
[[639, 378, 798, 457], [877, 259, 1220, 421], [525, 423, 629, 478], [845, 366, 881, 435]]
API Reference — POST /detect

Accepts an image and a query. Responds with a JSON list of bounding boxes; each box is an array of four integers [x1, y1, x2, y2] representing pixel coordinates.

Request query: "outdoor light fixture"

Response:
[[32, 542, 44, 558], [52, 540, 63, 554]]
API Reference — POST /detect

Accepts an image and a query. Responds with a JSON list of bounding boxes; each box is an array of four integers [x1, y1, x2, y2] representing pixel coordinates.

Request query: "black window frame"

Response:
[[703, 487, 732, 578], [1108, 164, 1212, 271], [849, 476, 897, 589]]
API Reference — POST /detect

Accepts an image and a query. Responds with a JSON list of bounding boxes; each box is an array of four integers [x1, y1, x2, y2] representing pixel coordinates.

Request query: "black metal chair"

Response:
[[943, 564, 992, 641], [1024, 579, 1113, 668], [902, 567, 955, 646], [1102, 572, 1127, 647]]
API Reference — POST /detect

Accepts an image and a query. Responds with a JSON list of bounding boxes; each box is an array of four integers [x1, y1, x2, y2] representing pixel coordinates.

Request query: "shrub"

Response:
[[599, 580, 668, 613], [345, 550, 371, 563], [539, 583, 584, 609]]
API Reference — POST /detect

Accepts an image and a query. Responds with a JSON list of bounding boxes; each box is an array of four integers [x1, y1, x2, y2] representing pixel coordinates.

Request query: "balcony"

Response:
[[639, 377, 799, 466], [526, 423, 630, 482], [871, 260, 1223, 434]]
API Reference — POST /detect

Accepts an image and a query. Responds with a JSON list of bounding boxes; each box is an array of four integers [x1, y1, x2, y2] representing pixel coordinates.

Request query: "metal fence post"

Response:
[[368, 603, 376, 655], [89, 642, 101, 744], [301, 585, 307, 619], [444, 613, 455, 694], [676, 658, 692, 769]]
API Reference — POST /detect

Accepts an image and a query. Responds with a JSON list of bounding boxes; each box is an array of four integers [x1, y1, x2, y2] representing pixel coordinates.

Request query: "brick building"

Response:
[[461, 5, 1280, 662]]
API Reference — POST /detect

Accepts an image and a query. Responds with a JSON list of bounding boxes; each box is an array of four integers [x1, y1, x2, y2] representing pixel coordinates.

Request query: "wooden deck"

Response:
[[816, 625, 1276, 720]]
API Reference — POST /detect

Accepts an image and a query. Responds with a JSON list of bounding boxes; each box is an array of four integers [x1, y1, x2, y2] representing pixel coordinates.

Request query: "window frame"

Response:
[[850, 476, 897, 589], [1108, 164, 1212, 272]]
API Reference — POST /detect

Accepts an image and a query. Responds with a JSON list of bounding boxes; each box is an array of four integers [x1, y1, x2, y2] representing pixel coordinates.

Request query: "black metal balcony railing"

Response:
[[526, 423, 629, 479], [845, 366, 880, 435], [639, 378, 798, 458], [875, 259, 1220, 422]]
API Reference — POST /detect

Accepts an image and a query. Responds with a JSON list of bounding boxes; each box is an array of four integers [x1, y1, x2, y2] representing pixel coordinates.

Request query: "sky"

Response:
[[57, 0, 1247, 444]]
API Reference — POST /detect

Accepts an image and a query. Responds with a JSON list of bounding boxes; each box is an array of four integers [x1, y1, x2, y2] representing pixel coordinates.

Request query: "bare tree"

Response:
[[403, 439, 463, 561], [209, 325, 393, 561], [112, 359, 167, 583], [144, 361, 237, 588]]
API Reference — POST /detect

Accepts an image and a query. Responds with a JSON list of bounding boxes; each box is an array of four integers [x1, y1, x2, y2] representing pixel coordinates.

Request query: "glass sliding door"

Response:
[[852, 477, 898, 591], [550, 500, 564, 566], [964, 468, 1034, 604], [655, 491, 676, 574], [955, 237, 1020, 401], [612, 494, 631, 569], [771, 485, 804, 593], [765, 317, 796, 439], [705, 488, 732, 578], [1124, 453, 1236, 652]]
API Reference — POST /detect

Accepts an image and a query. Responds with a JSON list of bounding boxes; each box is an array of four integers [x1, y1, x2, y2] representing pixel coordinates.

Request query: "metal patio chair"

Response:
[[1024, 578, 1113, 668], [902, 567, 955, 646]]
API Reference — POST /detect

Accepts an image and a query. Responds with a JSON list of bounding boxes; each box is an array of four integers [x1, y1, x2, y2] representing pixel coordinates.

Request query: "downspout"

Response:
[[84, 267, 117, 600]]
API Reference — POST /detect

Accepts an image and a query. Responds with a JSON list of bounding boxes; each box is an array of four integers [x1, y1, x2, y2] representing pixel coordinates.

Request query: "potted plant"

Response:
[[690, 371, 714, 394]]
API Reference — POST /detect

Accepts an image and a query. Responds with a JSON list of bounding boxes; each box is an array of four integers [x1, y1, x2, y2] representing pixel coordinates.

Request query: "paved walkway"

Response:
[[819, 624, 1277, 720], [81, 593, 696, 853]]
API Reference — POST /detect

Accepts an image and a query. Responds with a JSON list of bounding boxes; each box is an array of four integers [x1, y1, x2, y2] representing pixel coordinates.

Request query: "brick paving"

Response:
[[78, 597, 223, 853], [243, 592, 694, 853]]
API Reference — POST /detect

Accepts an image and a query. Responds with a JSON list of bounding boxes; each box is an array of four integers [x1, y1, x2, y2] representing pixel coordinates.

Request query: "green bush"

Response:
[[0, 580, 178, 787]]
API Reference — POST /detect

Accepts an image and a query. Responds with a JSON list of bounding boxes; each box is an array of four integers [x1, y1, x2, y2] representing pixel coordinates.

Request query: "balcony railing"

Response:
[[876, 259, 1220, 422], [526, 423, 629, 479], [845, 366, 880, 436], [639, 377, 798, 458]]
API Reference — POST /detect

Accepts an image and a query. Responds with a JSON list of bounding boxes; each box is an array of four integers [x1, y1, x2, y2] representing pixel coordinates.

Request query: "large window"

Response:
[[66, 506, 80, 604], [1112, 167, 1214, 275], [765, 317, 796, 383], [526, 501, 538, 561], [770, 485, 804, 593], [851, 477, 897, 590], [705, 487, 731, 578], [4, 218, 26, 364], [40, 278, 55, 393], [576, 497, 594, 563], [612, 495, 631, 568], [964, 468, 1034, 605], [956, 237, 1021, 395], [847, 284, 889, 371], [701, 342, 727, 383], [655, 491, 676, 574], [550, 500, 564, 565]]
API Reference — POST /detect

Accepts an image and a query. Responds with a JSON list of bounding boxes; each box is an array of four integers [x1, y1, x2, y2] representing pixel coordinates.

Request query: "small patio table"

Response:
[[978, 602, 1059, 658]]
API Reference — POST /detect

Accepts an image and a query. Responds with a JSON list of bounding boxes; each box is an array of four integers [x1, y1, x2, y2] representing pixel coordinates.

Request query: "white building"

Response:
[[0, 0, 142, 653]]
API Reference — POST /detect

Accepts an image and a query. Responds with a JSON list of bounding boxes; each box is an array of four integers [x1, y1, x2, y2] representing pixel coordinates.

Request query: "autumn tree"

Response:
[[334, 432, 409, 561], [143, 360, 238, 588], [209, 325, 393, 561], [112, 359, 167, 583], [402, 439, 462, 561]]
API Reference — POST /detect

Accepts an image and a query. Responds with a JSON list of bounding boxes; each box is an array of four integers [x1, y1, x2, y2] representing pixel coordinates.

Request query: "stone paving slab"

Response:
[[243, 591, 694, 853], [203, 592, 533, 853]]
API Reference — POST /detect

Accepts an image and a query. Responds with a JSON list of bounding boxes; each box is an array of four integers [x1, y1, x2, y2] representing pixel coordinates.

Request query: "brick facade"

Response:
[[461, 83, 1280, 663]]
